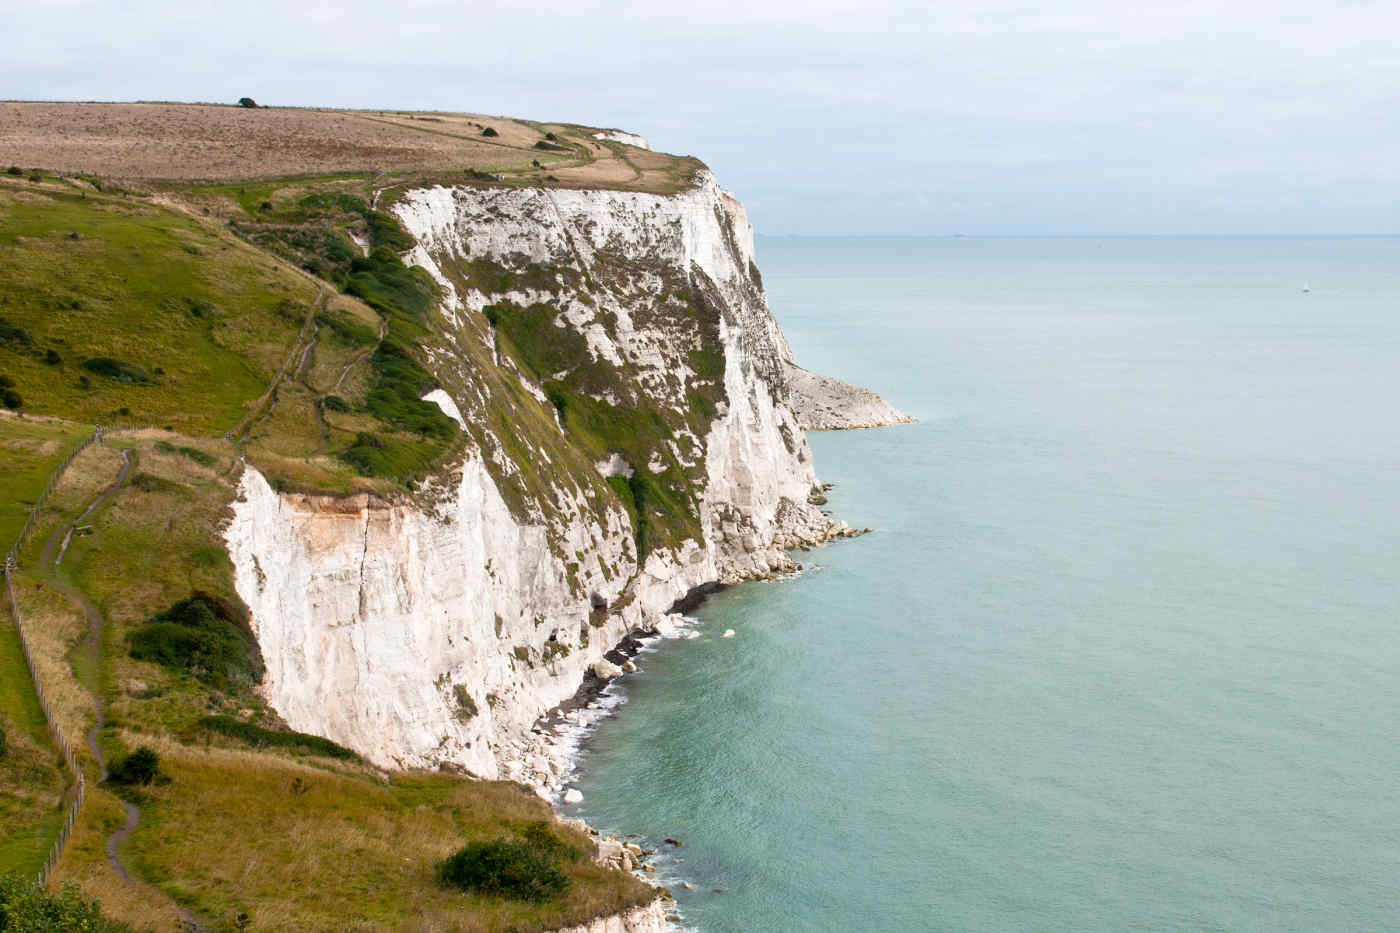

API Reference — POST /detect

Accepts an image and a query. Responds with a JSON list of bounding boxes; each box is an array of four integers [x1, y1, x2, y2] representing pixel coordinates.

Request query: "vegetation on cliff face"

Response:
[[453, 251, 729, 561]]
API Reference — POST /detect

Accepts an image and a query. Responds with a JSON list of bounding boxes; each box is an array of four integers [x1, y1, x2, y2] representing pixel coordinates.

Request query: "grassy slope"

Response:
[[0, 414, 87, 878], [121, 738, 648, 932], [0, 168, 658, 927], [0, 184, 311, 433]]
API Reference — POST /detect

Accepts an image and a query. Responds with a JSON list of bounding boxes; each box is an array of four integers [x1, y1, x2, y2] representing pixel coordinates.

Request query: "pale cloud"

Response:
[[5, 0, 1398, 233]]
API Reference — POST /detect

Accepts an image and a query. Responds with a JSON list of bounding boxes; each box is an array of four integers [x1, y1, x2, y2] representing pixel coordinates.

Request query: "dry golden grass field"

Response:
[[0, 101, 700, 192]]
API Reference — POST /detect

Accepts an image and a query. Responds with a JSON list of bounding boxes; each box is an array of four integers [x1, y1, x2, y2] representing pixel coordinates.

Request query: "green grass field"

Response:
[[0, 183, 320, 435], [0, 415, 91, 550]]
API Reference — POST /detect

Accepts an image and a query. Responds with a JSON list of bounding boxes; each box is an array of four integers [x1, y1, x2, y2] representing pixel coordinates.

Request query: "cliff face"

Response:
[[552, 900, 669, 933], [225, 171, 855, 786]]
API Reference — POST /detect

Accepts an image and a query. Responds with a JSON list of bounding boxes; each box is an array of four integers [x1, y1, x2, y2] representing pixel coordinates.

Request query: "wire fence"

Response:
[[3, 425, 103, 885]]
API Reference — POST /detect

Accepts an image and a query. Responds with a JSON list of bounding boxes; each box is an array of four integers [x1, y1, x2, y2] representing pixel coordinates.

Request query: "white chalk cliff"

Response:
[[225, 170, 877, 792]]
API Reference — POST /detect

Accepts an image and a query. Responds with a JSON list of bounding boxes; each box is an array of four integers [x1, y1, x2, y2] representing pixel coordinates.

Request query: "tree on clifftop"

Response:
[[237, 97, 258, 108]]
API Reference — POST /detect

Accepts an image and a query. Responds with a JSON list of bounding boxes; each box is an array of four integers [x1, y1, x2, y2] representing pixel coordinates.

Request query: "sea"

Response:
[[561, 236, 1400, 932]]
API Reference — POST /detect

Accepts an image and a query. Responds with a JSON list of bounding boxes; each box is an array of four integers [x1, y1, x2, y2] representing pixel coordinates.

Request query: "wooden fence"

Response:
[[3, 426, 100, 885]]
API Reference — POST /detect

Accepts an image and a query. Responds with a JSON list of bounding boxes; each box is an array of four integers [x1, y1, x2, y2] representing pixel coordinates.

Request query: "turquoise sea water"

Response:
[[563, 237, 1400, 931]]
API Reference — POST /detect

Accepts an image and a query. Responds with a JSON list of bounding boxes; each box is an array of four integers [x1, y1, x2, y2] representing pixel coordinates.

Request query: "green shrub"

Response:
[[0, 723, 7, 759], [480, 127, 498, 137], [129, 472, 179, 493], [298, 192, 366, 214], [127, 594, 263, 688], [198, 715, 360, 761], [107, 747, 159, 785], [43, 348, 61, 365], [345, 250, 433, 320], [339, 431, 444, 485], [322, 394, 351, 413], [0, 876, 135, 932], [81, 357, 157, 385], [452, 684, 478, 720], [237, 97, 258, 108], [437, 838, 572, 902], [0, 316, 34, 350], [315, 310, 378, 346], [188, 545, 228, 567], [1, 388, 19, 410], [5, 166, 22, 176], [365, 210, 414, 252], [362, 339, 456, 440], [155, 441, 217, 467], [177, 445, 215, 467]]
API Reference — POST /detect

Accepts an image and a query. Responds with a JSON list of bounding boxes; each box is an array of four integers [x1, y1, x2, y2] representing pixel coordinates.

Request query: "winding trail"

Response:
[[229, 288, 326, 446], [38, 449, 200, 930], [314, 316, 387, 453]]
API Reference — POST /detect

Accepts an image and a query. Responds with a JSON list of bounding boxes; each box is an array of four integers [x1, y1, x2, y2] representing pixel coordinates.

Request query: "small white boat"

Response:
[[1302, 282, 1311, 293]]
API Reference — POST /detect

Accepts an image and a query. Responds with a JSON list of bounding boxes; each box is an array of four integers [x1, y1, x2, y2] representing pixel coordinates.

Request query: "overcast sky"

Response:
[[8, 0, 1399, 234]]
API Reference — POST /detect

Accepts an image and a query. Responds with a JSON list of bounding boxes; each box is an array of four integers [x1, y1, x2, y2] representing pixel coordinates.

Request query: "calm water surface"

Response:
[[564, 237, 1400, 931]]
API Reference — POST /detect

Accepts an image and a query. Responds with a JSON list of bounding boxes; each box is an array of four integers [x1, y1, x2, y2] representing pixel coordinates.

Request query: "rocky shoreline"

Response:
[[783, 362, 913, 430]]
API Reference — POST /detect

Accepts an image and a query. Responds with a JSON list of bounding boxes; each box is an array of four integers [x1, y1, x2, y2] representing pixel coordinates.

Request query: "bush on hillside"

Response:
[[153, 440, 216, 467], [480, 127, 498, 137], [1, 389, 19, 410], [127, 594, 263, 688], [0, 875, 135, 932], [0, 723, 7, 759], [0, 316, 34, 350], [322, 394, 351, 413], [437, 837, 572, 902], [198, 715, 361, 762], [315, 310, 378, 347], [5, 166, 22, 176], [238, 97, 258, 108], [107, 747, 159, 785], [81, 357, 157, 385]]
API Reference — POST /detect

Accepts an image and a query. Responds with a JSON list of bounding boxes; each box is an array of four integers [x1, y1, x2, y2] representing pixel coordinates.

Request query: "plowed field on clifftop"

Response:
[[0, 101, 700, 192]]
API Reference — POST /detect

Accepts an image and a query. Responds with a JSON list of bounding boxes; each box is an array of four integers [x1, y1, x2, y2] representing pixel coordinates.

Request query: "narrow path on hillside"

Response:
[[314, 316, 387, 453], [332, 317, 387, 395], [230, 288, 326, 446], [38, 450, 201, 931]]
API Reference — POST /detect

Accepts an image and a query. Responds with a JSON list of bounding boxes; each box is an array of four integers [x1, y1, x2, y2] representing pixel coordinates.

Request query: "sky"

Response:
[[7, 0, 1400, 234]]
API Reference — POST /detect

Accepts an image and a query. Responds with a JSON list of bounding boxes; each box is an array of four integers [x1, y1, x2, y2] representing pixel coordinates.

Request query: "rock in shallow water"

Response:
[[563, 788, 583, 804], [591, 658, 623, 680]]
